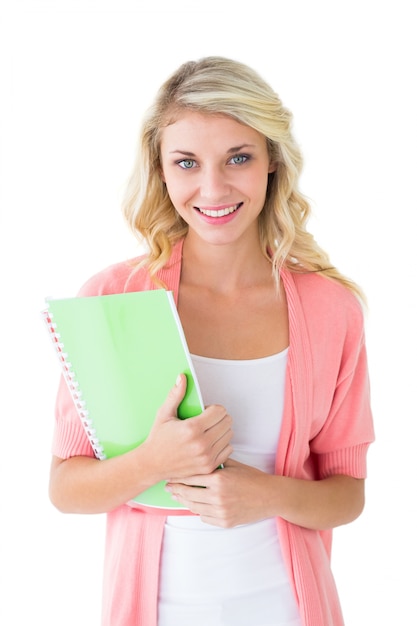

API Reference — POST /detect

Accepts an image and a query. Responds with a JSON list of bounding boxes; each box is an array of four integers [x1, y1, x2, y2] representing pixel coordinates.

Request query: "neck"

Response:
[[181, 233, 273, 294]]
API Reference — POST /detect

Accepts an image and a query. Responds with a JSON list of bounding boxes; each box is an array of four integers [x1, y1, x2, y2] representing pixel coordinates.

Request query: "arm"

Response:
[[166, 458, 365, 530], [50, 449, 155, 515], [49, 375, 233, 514], [270, 472, 364, 530]]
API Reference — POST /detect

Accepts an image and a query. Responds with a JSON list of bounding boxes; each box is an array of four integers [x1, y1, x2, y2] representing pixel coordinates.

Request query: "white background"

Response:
[[1, 0, 416, 624]]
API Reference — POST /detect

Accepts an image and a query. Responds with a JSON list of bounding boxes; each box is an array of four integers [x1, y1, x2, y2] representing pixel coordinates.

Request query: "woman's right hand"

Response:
[[143, 374, 233, 483], [49, 374, 232, 514]]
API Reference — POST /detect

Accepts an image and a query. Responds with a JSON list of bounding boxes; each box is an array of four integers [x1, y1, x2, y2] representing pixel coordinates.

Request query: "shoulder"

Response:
[[77, 253, 151, 297], [76, 239, 185, 297], [290, 270, 364, 325], [285, 272, 369, 388], [285, 270, 366, 356]]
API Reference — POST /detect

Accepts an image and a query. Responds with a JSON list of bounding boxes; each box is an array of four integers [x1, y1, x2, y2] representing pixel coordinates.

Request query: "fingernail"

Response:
[[175, 374, 181, 386]]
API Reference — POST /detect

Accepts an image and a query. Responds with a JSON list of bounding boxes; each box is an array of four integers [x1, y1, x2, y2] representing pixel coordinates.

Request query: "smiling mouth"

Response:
[[195, 203, 243, 218]]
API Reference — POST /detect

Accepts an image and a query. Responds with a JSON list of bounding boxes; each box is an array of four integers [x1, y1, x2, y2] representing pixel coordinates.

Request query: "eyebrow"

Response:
[[169, 144, 257, 156]]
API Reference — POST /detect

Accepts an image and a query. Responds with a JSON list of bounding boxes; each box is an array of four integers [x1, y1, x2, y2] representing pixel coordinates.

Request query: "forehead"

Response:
[[160, 110, 266, 151]]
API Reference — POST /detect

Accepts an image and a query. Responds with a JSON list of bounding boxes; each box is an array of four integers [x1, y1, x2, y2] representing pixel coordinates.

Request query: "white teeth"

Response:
[[199, 204, 240, 217]]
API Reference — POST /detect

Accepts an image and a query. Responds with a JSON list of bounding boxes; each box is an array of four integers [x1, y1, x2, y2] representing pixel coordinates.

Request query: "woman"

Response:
[[49, 57, 375, 625]]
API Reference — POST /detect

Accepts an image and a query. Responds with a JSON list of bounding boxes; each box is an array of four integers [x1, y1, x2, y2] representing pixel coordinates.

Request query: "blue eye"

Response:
[[230, 154, 249, 165], [178, 159, 196, 169]]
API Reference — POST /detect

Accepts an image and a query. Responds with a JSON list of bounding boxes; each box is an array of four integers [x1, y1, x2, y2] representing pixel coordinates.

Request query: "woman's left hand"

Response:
[[165, 458, 275, 527]]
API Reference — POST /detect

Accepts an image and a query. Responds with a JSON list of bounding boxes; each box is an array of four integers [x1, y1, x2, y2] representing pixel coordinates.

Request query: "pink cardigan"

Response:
[[52, 239, 374, 626]]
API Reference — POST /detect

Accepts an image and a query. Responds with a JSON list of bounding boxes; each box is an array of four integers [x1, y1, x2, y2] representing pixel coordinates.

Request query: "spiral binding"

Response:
[[42, 309, 106, 460]]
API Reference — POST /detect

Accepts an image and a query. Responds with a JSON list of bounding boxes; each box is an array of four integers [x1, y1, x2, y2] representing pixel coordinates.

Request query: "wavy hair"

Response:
[[122, 56, 364, 301]]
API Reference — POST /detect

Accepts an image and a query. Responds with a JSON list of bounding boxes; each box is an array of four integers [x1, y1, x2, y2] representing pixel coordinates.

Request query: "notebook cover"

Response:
[[43, 289, 204, 511]]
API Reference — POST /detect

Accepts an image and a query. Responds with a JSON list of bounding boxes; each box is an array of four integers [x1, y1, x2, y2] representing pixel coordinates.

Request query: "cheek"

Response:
[[164, 180, 181, 206], [163, 173, 193, 206], [246, 169, 269, 199], [163, 182, 190, 217]]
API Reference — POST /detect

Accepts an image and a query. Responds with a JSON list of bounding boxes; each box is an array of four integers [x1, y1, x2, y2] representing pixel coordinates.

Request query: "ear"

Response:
[[268, 161, 277, 174]]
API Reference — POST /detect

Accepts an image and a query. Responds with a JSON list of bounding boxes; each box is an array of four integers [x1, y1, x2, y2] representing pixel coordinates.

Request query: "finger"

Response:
[[194, 404, 232, 432], [165, 483, 211, 505], [166, 477, 209, 488], [156, 374, 187, 420], [166, 463, 225, 486]]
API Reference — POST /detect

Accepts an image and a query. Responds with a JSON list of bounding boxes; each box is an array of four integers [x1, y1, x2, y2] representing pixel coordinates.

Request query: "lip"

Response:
[[193, 202, 243, 225]]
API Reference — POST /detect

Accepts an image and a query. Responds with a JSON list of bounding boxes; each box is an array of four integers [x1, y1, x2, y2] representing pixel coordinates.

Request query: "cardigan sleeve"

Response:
[[288, 270, 375, 481], [310, 310, 375, 480], [52, 375, 95, 459]]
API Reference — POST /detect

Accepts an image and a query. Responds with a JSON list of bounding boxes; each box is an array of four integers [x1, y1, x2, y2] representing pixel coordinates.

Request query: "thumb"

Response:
[[157, 374, 187, 421]]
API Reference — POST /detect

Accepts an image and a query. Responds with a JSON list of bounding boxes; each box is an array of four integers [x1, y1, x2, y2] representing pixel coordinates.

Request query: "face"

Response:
[[159, 111, 275, 249]]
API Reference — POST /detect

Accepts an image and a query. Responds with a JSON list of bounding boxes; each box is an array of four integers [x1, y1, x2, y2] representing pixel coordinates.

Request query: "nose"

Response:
[[199, 165, 231, 201]]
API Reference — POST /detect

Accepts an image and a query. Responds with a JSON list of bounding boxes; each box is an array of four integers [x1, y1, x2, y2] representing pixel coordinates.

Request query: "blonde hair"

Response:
[[122, 56, 364, 301]]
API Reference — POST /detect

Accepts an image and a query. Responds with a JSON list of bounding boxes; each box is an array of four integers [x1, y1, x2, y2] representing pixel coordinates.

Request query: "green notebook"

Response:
[[42, 289, 204, 511]]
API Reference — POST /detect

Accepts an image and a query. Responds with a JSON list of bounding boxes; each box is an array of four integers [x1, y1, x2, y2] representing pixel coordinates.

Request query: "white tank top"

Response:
[[158, 350, 302, 626]]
